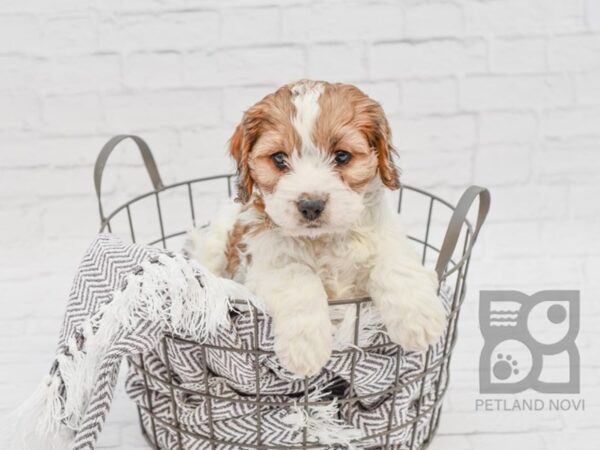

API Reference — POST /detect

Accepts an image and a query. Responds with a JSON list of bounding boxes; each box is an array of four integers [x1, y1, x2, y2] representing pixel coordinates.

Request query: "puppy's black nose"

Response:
[[297, 199, 325, 221]]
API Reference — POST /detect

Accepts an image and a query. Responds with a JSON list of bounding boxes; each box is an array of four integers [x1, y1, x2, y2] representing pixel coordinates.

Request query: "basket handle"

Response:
[[435, 185, 490, 280], [94, 135, 164, 222]]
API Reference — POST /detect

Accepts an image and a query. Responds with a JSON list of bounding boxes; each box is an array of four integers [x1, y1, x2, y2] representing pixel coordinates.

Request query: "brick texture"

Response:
[[1, 1, 599, 449]]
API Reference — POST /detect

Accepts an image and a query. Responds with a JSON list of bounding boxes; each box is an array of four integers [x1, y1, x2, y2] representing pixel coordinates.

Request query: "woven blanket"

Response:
[[8, 234, 452, 450]]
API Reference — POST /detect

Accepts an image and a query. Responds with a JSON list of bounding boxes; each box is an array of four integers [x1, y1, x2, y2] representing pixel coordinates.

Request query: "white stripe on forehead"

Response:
[[290, 81, 324, 154]]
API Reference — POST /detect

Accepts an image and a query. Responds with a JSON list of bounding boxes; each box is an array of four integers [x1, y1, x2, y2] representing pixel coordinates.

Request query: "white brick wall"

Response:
[[1, 1, 599, 449]]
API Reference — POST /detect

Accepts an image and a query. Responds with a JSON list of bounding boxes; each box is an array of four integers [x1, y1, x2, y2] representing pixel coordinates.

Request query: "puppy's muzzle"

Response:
[[297, 199, 325, 221]]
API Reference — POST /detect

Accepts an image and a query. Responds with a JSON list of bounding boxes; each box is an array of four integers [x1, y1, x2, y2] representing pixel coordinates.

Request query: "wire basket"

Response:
[[94, 135, 490, 450]]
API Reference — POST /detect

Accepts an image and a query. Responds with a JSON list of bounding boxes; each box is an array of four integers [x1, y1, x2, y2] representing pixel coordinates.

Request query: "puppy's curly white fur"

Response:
[[186, 80, 446, 377]]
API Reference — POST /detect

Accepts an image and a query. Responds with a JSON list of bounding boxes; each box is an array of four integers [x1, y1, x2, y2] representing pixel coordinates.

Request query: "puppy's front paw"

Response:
[[382, 292, 447, 352], [274, 319, 333, 377]]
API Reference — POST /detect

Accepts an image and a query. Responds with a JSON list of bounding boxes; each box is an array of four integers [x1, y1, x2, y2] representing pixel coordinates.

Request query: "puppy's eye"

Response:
[[334, 150, 352, 166], [271, 152, 287, 170]]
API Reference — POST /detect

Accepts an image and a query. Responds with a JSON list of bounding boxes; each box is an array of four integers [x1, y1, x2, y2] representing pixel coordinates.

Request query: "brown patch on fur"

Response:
[[251, 195, 267, 214], [224, 220, 249, 278], [314, 83, 400, 191], [228, 125, 254, 203], [229, 86, 301, 203], [223, 195, 272, 277]]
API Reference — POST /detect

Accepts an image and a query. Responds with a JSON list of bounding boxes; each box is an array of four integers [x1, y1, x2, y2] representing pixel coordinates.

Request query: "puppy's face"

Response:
[[230, 80, 399, 237]]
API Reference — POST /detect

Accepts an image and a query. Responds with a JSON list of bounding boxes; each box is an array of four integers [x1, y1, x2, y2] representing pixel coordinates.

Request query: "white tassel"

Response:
[[3, 374, 75, 450], [114, 253, 252, 342], [284, 396, 363, 449], [56, 341, 87, 428], [332, 304, 383, 350], [58, 293, 131, 428]]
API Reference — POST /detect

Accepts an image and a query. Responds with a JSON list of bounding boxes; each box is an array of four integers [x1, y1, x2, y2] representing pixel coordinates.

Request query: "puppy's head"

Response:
[[229, 80, 399, 236]]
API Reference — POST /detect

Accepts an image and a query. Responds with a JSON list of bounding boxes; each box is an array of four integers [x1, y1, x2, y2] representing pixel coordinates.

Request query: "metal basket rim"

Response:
[[98, 176, 475, 282], [99, 176, 464, 231]]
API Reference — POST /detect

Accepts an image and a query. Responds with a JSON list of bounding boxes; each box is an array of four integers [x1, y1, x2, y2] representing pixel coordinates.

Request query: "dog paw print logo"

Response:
[[479, 290, 580, 394]]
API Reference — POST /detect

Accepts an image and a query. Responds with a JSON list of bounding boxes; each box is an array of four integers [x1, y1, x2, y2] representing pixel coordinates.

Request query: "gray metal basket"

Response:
[[94, 135, 490, 450]]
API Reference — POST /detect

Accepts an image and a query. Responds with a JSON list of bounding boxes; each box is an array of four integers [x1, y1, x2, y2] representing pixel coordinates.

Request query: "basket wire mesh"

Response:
[[94, 135, 489, 450]]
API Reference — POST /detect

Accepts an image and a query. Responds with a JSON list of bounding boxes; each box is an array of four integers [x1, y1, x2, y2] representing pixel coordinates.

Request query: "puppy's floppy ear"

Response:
[[347, 84, 400, 190], [374, 114, 400, 190], [228, 124, 254, 203]]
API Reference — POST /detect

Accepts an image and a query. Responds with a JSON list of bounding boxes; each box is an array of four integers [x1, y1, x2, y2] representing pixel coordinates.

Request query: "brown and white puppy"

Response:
[[187, 80, 446, 376]]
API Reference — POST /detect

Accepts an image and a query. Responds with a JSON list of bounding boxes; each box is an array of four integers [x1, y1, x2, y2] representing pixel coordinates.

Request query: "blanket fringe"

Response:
[[2, 374, 75, 450], [118, 254, 246, 341], [332, 303, 383, 350], [284, 397, 363, 449]]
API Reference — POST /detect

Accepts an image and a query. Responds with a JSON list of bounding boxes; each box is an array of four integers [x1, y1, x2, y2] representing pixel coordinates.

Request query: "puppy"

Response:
[[187, 80, 446, 377]]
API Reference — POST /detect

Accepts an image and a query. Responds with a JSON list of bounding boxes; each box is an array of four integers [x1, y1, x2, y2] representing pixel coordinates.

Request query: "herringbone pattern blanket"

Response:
[[10, 234, 452, 450]]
